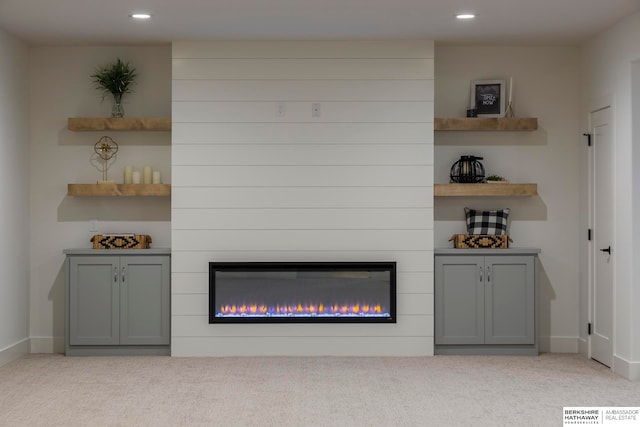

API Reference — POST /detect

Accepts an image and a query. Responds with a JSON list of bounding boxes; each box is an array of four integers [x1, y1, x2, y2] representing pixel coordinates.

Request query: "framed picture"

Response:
[[470, 79, 506, 117]]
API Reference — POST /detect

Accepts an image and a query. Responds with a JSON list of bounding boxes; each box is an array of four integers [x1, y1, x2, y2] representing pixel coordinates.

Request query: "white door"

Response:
[[590, 107, 614, 367]]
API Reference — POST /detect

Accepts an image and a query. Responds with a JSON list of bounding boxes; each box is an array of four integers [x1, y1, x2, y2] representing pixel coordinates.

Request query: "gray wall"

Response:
[[28, 46, 172, 353], [580, 11, 640, 380], [434, 45, 581, 353], [0, 29, 29, 366]]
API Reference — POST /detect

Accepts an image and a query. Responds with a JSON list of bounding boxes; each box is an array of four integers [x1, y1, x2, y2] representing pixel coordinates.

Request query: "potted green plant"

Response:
[[485, 174, 508, 183], [91, 58, 137, 118]]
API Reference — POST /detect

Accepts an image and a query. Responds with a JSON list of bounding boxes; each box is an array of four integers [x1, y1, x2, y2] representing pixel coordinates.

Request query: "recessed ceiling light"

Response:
[[129, 13, 152, 20], [456, 14, 476, 20]]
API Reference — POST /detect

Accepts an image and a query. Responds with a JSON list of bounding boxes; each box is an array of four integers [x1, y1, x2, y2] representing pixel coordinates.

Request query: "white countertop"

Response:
[[435, 247, 540, 255], [64, 248, 171, 255]]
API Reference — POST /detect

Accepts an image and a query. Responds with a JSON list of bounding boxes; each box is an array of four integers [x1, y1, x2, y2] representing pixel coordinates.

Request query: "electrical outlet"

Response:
[[276, 102, 286, 117], [312, 103, 321, 117], [89, 219, 98, 232]]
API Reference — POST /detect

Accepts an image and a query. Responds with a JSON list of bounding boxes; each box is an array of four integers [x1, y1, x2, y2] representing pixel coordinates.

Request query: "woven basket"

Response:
[[449, 234, 512, 249], [91, 234, 152, 249]]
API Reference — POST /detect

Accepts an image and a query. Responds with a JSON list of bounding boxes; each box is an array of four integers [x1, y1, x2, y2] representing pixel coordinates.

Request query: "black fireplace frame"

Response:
[[209, 261, 397, 324]]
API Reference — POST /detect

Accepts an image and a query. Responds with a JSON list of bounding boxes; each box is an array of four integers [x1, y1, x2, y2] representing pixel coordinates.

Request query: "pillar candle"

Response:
[[132, 171, 141, 184], [124, 166, 133, 184], [152, 170, 161, 184], [143, 166, 152, 184]]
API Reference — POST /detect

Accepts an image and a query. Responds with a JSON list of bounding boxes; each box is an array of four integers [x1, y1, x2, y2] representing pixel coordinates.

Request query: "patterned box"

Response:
[[91, 234, 152, 249], [449, 234, 511, 249]]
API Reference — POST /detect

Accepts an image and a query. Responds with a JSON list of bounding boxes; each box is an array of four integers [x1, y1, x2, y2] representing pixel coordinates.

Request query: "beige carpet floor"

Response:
[[0, 353, 638, 426]]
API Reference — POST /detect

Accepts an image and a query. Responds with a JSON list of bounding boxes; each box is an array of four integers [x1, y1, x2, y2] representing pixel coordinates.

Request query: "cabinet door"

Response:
[[68, 256, 120, 345], [119, 256, 170, 345], [435, 256, 485, 345], [485, 256, 535, 345]]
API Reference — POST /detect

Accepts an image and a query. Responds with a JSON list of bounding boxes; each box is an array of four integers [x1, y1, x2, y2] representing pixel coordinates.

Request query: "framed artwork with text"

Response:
[[471, 79, 506, 117]]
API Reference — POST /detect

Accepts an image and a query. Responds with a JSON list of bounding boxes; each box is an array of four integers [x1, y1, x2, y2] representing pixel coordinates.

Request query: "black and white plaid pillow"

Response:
[[464, 207, 510, 235]]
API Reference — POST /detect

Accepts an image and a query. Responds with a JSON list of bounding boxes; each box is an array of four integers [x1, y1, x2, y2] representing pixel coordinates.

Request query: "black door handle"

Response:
[[600, 246, 611, 254]]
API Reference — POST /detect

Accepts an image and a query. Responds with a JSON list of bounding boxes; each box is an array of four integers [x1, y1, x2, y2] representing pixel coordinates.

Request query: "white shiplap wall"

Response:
[[171, 41, 434, 356]]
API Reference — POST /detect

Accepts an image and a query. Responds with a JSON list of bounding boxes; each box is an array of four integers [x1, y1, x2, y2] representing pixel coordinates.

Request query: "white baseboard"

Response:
[[613, 355, 640, 381], [539, 336, 579, 353], [30, 336, 64, 354], [577, 337, 588, 356], [0, 338, 30, 367]]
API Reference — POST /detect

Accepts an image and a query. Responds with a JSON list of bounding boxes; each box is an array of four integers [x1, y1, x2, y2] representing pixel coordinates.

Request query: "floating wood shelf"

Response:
[[68, 117, 171, 132], [68, 184, 171, 197], [434, 117, 538, 131], [434, 183, 538, 197]]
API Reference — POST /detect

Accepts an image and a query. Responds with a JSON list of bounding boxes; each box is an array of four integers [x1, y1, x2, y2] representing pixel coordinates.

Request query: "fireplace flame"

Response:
[[219, 302, 386, 317]]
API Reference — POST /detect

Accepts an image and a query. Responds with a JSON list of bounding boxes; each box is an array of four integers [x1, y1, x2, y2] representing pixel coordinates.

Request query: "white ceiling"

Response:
[[1, 0, 639, 46]]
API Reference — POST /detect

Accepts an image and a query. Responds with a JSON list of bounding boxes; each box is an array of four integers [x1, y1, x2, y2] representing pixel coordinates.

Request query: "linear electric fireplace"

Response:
[[209, 262, 396, 323]]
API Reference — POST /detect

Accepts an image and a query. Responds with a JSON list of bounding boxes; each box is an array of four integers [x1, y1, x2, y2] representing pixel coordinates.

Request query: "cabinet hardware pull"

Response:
[[122, 267, 126, 283], [487, 266, 491, 282], [114, 266, 118, 283], [479, 266, 483, 282]]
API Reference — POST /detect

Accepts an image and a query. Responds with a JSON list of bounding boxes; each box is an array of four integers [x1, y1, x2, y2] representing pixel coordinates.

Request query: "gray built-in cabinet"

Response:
[[64, 249, 171, 356], [435, 248, 540, 355]]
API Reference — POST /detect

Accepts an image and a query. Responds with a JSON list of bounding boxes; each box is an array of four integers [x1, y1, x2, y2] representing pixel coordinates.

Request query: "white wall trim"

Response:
[[577, 336, 588, 356], [0, 338, 30, 367], [613, 354, 640, 381], [30, 336, 64, 354], [589, 93, 613, 114], [539, 336, 580, 353]]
